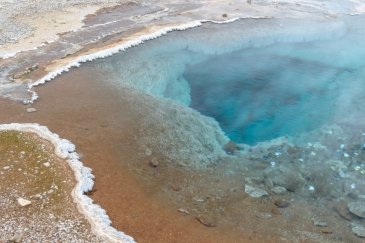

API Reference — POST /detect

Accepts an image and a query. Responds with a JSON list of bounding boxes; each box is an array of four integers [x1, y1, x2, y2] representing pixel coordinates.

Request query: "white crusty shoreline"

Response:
[[0, 123, 135, 243]]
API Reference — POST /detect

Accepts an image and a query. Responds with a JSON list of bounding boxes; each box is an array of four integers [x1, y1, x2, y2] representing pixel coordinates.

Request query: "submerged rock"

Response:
[[274, 199, 290, 208], [352, 225, 365, 238], [149, 158, 159, 168], [271, 186, 287, 195], [195, 215, 216, 227], [223, 141, 240, 155], [312, 219, 328, 227], [334, 201, 353, 220], [244, 184, 268, 198], [265, 166, 305, 192], [348, 202, 365, 218]]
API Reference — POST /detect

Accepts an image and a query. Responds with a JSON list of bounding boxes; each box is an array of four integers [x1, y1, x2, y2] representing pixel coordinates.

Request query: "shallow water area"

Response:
[[79, 15, 365, 241], [3, 15, 365, 242]]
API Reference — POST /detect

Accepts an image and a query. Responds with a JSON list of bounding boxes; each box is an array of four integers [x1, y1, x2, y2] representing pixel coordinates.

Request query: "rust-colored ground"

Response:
[[0, 66, 357, 243]]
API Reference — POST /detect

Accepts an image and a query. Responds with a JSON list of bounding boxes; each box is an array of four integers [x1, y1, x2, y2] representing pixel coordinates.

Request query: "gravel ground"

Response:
[[0, 130, 102, 242], [0, 0, 129, 46]]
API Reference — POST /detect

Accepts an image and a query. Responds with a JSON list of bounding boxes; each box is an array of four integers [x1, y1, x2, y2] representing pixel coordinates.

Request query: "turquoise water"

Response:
[[184, 48, 342, 144], [90, 15, 365, 145]]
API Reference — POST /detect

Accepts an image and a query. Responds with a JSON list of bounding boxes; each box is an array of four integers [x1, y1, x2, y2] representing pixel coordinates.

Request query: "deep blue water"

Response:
[[184, 48, 342, 144]]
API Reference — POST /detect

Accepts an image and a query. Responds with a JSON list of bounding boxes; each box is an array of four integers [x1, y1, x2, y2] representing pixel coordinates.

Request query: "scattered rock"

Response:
[[256, 212, 272, 220], [223, 141, 239, 155], [26, 64, 38, 71], [196, 215, 216, 227], [334, 202, 353, 220], [254, 162, 269, 170], [193, 195, 205, 202], [17, 197, 31, 207], [26, 107, 37, 113], [320, 229, 333, 234], [178, 208, 190, 215], [171, 184, 181, 191], [271, 207, 282, 215], [9, 233, 23, 243], [348, 202, 365, 218], [265, 167, 305, 192], [271, 186, 287, 195], [352, 225, 365, 238], [145, 148, 152, 156], [264, 178, 274, 189], [84, 188, 97, 196], [312, 219, 328, 227], [244, 184, 268, 198], [149, 158, 159, 168], [274, 199, 290, 208], [222, 13, 228, 18]]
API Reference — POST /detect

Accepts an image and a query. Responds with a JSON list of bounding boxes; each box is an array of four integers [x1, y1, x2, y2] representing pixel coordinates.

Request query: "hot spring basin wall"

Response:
[[73, 15, 365, 166]]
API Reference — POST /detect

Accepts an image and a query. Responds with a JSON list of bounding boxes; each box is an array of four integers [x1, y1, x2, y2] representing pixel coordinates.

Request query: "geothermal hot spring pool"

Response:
[[27, 16, 365, 241]]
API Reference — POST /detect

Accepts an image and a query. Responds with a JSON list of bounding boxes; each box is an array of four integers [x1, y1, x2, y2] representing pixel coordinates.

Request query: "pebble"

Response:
[[193, 196, 205, 202], [244, 185, 268, 198], [43, 162, 50, 167], [312, 219, 328, 227], [149, 158, 159, 168], [17, 197, 32, 207], [348, 202, 365, 218], [256, 212, 272, 220], [26, 108, 37, 113], [271, 186, 287, 195], [195, 215, 216, 227], [145, 148, 152, 156], [274, 199, 290, 208], [352, 225, 365, 238], [178, 208, 190, 215], [320, 229, 333, 234], [171, 185, 181, 191]]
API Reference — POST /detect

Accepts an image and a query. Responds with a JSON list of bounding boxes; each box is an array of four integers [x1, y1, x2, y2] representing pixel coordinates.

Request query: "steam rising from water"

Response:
[[88, 16, 365, 145]]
